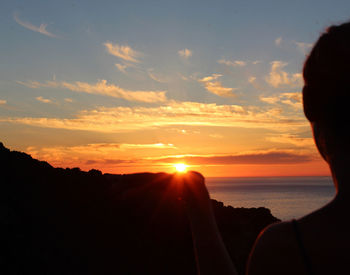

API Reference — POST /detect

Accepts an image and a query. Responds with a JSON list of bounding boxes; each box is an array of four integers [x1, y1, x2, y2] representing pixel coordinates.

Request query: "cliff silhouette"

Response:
[[0, 142, 279, 275]]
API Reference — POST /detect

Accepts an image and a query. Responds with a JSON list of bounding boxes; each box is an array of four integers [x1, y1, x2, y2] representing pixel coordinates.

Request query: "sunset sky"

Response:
[[1, 0, 349, 177]]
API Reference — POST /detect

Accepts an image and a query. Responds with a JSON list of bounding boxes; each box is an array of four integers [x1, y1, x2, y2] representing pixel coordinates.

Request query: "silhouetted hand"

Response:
[[177, 171, 238, 275], [178, 171, 215, 225]]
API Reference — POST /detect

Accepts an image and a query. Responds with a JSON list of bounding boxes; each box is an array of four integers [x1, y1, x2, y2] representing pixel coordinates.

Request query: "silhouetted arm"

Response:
[[182, 172, 238, 275]]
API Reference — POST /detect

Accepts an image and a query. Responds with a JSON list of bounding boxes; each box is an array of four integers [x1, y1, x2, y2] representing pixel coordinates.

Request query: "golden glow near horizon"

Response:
[[174, 163, 188, 173]]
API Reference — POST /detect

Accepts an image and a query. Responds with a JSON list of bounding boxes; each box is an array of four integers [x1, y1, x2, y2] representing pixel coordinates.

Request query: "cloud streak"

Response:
[[218, 59, 246, 67], [148, 69, 169, 83], [14, 12, 57, 38], [36, 96, 52, 104], [28, 142, 174, 156], [1, 101, 308, 133], [265, 61, 302, 88], [120, 143, 175, 149], [26, 145, 314, 173], [267, 134, 314, 147], [260, 92, 302, 109], [150, 150, 314, 165], [25, 143, 176, 170], [199, 74, 237, 97], [104, 42, 141, 63], [178, 48, 192, 59], [115, 63, 128, 73], [18, 79, 167, 103], [295, 41, 313, 54], [275, 37, 282, 47]]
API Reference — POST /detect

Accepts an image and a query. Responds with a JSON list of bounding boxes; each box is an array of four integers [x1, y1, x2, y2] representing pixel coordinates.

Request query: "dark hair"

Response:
[[303, 21, 350, 130]]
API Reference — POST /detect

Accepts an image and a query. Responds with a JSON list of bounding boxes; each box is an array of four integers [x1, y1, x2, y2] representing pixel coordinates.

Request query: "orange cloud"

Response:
[[36, 96, 53, 104], [260, 92, 302, 109], [115, 63, 128, 73], [217, 59, 246, 66], [149, 150, 314, 165], [199, 74, 237, 97], [25, 142, 176, 170], [178, 48, 192, 59], [265, 61, 302, 88], [275, 37, 283, 46], [147, 69, 170, 83], [14, 12, 58, 38], [17, 80, 59, 89], [18, 79, 167, 103], [267, 134, 314, 147], [121, 143, 175, 149], [295, 41, 313, 54], [1, 101, 308, 133], [104, 42, 141, 63], [25, 143, 317, 177]]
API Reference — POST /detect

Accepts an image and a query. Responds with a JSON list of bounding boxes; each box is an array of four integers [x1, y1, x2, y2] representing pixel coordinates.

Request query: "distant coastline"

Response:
[[206, 176, 335, 220]]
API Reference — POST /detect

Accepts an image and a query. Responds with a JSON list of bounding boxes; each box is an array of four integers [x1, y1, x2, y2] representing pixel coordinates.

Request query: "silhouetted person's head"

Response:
[[303, 22, 350, 163]]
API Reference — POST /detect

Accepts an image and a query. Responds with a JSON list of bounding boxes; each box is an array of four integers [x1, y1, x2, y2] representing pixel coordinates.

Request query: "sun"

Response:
[[174, 163, 188, 173]]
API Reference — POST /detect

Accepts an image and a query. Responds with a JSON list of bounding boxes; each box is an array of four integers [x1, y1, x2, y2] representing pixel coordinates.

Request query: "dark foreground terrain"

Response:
[[0, 142, 279, 275]]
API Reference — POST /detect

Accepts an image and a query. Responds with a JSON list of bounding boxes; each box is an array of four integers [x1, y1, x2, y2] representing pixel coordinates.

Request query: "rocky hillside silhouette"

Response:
[[0, 142, 279, 275]]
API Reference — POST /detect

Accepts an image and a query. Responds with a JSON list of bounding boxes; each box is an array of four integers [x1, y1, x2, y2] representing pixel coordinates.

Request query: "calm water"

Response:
[[206, 176, 335, 221]]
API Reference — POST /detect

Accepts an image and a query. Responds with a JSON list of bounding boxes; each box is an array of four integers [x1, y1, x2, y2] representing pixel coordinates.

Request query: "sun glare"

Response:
[[174, 163, 188, 173]]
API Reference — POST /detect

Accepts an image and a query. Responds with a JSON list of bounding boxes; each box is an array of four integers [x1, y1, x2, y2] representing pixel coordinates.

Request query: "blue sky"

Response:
[[0, 0, 349, 176]]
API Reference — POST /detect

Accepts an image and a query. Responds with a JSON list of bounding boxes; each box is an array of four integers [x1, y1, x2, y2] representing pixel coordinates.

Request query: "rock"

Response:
[[0, 142, 279, 275]]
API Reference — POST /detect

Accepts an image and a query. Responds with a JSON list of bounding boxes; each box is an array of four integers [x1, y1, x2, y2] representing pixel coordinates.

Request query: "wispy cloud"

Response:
[[121, 143, 175, 149], [115, 63, 128, 73], [149, 149, 313, 165], [217, 59, 246, 67], [13, 12, 57, 38], [267, 134, 314, 147], [104, 42, 141, 63], [148, 69, 169, 83], [64, 98, 73, 103], [260, 92, 302, 109], [275, 37, 283, 47], [279, 93, 302, 108], [209, 134, 223, 139], [17, 80, 59, 89], [25, 143, 176, 170], [178, 48, 192, 59], [26, 145, 313, 172], [36, 96, 52, 104], [295, 41, 313, 54], [265, 61, 302, 88], [260, 96, 279, 105], [248, 76, 256, 83], [1, 101, 308, 133], [18, 79, 167, 103], [26, 144, 126, 169], [0, 100, 7, 105], [198, 74, 237, 97], [28, 142, 174, 157], [61, 80, 167, 103]]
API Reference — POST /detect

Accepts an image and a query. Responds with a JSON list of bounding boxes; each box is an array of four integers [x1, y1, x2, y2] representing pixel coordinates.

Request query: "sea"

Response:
[[206, 176, 335, 221]]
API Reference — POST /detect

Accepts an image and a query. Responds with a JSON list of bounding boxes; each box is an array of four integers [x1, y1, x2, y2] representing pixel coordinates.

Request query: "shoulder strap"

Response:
[[292, 219, 315, 275]]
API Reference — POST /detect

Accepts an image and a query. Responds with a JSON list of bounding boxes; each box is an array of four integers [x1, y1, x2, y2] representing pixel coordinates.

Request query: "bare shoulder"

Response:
[[246, 221, 306, 275]]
